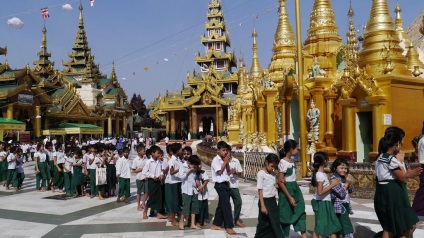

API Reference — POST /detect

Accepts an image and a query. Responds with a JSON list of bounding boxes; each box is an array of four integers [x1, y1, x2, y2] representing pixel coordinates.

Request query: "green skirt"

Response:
[[255, 197, 285, 238], [1, 160, 8, 181], [72, 166, 84, 186], [53, 164, 64, 188], [146, 179, 162, 211], [374, 180, 419, 236], [337, 203, 354, 236], [278, 181, 306, 233], [311, 199, 342, 235]]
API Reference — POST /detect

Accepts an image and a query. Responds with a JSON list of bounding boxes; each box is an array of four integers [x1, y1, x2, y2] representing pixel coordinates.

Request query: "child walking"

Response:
[[15, 148, 25, 190], [374, 126, 421, 238], [34, 143, 48, 192], [277, 140, 306, 238], [53, 144, 65, 193], [311, 152, 341, 238], [330, 158, 354, 238], [5, 146, 17, 190], [195, 164, 209, 228], [227, 144, 245, 228], [254, 153, 284, 238]]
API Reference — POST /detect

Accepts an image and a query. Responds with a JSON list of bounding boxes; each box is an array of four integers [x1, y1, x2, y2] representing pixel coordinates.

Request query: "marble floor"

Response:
[[0, 151, 423, 238]]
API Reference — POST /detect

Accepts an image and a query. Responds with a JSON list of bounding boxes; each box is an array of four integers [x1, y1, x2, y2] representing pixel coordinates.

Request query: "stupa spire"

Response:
[[250, 29, 263, 83], [345, 1, 359, 67], [33, 25, 55, 77], [111, 61, 117, 81], [79, 3, 84, 28], [268, 0, 296, 83], [406, 43, 424, 69], [358, 0, 409, 76]]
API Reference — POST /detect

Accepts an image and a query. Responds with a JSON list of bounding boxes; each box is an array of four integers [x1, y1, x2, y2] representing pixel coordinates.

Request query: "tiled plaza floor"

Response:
[[0, 148, 423, 238]]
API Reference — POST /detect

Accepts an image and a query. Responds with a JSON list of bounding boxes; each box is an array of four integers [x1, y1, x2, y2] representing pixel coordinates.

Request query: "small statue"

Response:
[[275, 109, 282, 134], [239, 121, 245, 139], [312, 56, 325, 78], [307, 100, 320, 142], [199, 121, 203, 133], [210, 121, 214, 132]]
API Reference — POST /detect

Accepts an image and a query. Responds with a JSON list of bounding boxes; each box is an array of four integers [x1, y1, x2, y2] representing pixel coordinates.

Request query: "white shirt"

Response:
[[89, 154, 99, 170], [180, 165, 198, 196], [45, 150, 53, 162], [116, 156, 132, 179], [7, 154, 16, 169], [162, 158, 170, 183], [376, 153, 400, 184], [54, 151, 65, 164], [0, 151, 7, 161], [314, 171, 331, 201], [229, 157, 243, 188], [165, 137, 169, 143], [168, 155, 182, 184], [63, 155, 75, 173], [30, 145, 36, 153], [142, 158, 163, 178], [257, 170, 277, 198], [278, 159, 296, 182], [132, 155, 147, 180], [34, 152, 47, 162], [211, 155, 230, 183], [196, 170, 209, 200], [418, 137, 424, 164]]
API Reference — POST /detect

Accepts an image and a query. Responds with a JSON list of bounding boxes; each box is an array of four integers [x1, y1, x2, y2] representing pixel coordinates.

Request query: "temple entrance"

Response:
[[289, 98, 300, 142], [356, 111, 373, 162], [200, 116, 214, 138]]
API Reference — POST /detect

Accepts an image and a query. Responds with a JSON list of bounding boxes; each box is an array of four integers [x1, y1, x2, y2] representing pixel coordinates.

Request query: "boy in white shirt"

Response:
[[167, 143, 183, 225], [226, 144, 245, 227], [195, 164, 209, 227], [132, 145, 147, 210], [116, 148, 131, 203], [63, 147, 75, 196], [5, 147, 17, 190]]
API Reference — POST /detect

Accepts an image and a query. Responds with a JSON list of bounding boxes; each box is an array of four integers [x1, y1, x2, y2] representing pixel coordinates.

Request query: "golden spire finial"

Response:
[[346, 1, 359, 66], [250, 28, 263, 83], [394, 0, 403, 31], [41, 26, 47, 50], [365, 0, 394, 33], [79, 2, 84, 28], [406, 43, 424, 69], [307, 0, 338, 37]]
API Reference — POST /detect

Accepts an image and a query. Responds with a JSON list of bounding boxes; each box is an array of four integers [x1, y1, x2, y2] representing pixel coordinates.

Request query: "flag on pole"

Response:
[[90, 0, 95, 7], [41, 8, 49, 19]]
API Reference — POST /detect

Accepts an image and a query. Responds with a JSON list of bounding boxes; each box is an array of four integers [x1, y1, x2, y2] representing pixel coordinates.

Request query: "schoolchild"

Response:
[[132, 145, 148, 211], [211, 141, 236, 235], [195, 164, 209, 227], [95, 147, 107, 200], [374, 126, 421, 238], [254, 153, 284, 238], [330, 158, 354, 238], [141, 145, 167, 220], [226, 144, 245, 227], [53, 144, 65, 192], [106, 145, 117, 197], [163, 145, 173, 222], [116, 147, 131, 202], [5, 146, 17, 190], [277, 140, 306, 238], [15, 148, 25, 190], [34, 143, 48, 192], [88, 147, 98, 198], [178, 154, 201, 230], [72, 150, 85, 197], [168, 143, 183, 224], [1, 144, 10, 187], [63, 147, 75, 196], [44, 142, 54, 192], [311, 152, 341, 238]]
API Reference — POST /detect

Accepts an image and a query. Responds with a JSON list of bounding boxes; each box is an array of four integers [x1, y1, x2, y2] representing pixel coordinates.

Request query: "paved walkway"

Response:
[[0, 148, 423, 237]]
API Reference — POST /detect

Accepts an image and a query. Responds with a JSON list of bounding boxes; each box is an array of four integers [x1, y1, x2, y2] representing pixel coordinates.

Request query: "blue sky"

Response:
[[0, 0, 422, 104]]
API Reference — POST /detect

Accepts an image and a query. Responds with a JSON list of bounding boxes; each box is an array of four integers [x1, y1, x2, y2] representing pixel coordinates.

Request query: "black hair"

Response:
[[98, 147, 105, 153], [150, 145, 162, 153], [378, 126, 405, 155], [108, 145, 116, 151], [279, 139, 298, 159], [264, 153, 280, 165], [74, 150, 83, 158], [123, 147, 130, 153], [45, 142, 52, 148], [136, 144, 146, 152], [146, 148, 152, 158], [331, 157, 350, 174], [118, 149, 123, 155], [311, 152, 329, 187], [10, 146, 17, 153], [15, 147, 22, 154], [171, 143, 182, 154], [36, 143, 44, 151], [166, 144, 172, 153], [182, 146, 192, 154], [65, 147, 72, 154], [226, 144, 232, 151], [217, 141, 228, 150], [188, 155, 201, 166], [55, 143, 62, 151]]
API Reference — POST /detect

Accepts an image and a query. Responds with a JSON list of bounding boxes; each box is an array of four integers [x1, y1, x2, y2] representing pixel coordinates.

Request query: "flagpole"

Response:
[[294, 0, 307, 177]]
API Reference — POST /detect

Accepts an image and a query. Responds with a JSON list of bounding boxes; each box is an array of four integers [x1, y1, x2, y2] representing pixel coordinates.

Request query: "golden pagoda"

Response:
[[149, 0, 238, 139]]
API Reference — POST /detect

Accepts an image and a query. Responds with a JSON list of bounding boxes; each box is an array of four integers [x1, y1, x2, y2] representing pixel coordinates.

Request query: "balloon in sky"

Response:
[[62, 4, 73, 11], [7, 17, 24, 29]]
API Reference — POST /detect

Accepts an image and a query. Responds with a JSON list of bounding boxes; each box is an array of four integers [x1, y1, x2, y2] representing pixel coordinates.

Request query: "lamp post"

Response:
[[294, 0, 308, 177]]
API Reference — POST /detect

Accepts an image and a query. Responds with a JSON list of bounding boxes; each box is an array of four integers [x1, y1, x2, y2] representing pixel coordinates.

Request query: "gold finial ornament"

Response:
[[406, 43, 424, 69], [346, 1, 359, 67], [250, 28, 263, 83], [412, 66, 423, 77]]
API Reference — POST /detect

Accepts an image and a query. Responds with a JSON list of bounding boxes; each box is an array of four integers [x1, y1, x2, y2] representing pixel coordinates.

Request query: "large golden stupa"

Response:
[[150, 0, 424, 173]]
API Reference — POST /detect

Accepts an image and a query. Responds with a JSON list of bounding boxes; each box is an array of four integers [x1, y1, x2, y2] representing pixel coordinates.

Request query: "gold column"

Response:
[[274, 100, 282, 144], [310, 88, 325, 145], [242, 108, 247, 133], [257, 102, 266, 133], [281, 99, 288, 141], [6, 104, 13, 119], [108, 116, 112, 137], [35, 106, 41, 138], [192, 108, 197, 138], [324, 93, 336, 148], [122, 116, 127, 136], [367, 96, 387, 153], [115, 117, 120, 136], [170, 111, 176, 139], [339, 98, 356, 151], [166, 113, 170, 136], [263, 89, 278, 145], [218, 107, 224, 135]]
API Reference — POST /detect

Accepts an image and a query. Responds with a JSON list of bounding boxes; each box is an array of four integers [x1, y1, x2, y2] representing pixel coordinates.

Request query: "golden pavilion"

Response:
[[151, 0, 424, 173], [0, 3, 132, 141]]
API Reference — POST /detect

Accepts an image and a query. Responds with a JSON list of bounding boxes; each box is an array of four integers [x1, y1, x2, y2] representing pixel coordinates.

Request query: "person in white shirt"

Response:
[[63, 147, 75, 196], [5, 146, 18, 190], [195, 164, 209, 227], [226, 144, 245, 228], [0, 143, 9, 187], [132, 145, 147, 210], [413, 130, 424, 215], [164, 136, 169, 146], [106, 145, 117, 198], [167, 143, 183, 225], [94, 148, 107, 200], [34, 143, 48, 192], [15, 148, 25, 190], [116, 148, 131, 203], [53, 144, 65, 193], [141, 145, 167, 220], [178, 155, 201, 230], [44, 142, 54, 192], [89, 148, 98, 198], [254, 153, 284, 237], [30, 142, 36, 161], [210, 141, 236, 235]]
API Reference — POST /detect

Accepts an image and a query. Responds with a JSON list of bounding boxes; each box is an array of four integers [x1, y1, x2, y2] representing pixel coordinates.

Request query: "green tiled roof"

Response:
[[59, 123, 101, 129], [0, 70, 18, 77], [0, 85, 19, 93], [0, 117, 25, 124], [52, 88, 66, 98], [99, 78, 111, 87], [105, 88, 118, 95], [103, 103, 115, 109]]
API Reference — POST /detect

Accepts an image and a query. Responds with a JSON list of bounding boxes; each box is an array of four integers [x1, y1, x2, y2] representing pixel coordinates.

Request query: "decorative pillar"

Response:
[[367, 96, 387, 161], [35, 106, 41, 138], [242, 107, 247, 133], [170, 111, 176, 139], [44, 117, 49, 130], [263, 88, 278, 145], [6, 104, 13, 119], [191, 108, 197, 139], [108, 116, 112, 137], [281, 98, 288, 142], [218, 107, 224, 136], [257, 102, 266, 133], [324, 92, 337, 148], [273, 100, 282, 144], [310, 87, 325, 147], [122, 116, 127, 136], [115, 117, 120, 136], [338, 98, 357, 161]]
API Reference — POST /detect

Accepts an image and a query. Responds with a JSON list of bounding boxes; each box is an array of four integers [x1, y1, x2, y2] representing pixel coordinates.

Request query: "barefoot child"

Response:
[[35, 143, 48, 192], [132, 145, 148, 211], [330, 158, 354, 238], [195, 164, 209, 227], [53, 144, 65, 193], [72, 150, 84, 197], [5, 146, 17, 190], [116, 148, 131, 203], [254, 153, 284, 238], [311, 152, 341, 238], [63, 147, 75, 196], [226, 144, 245, 228], [15, 148, 25, 190], [179, 155, 201, 230]]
